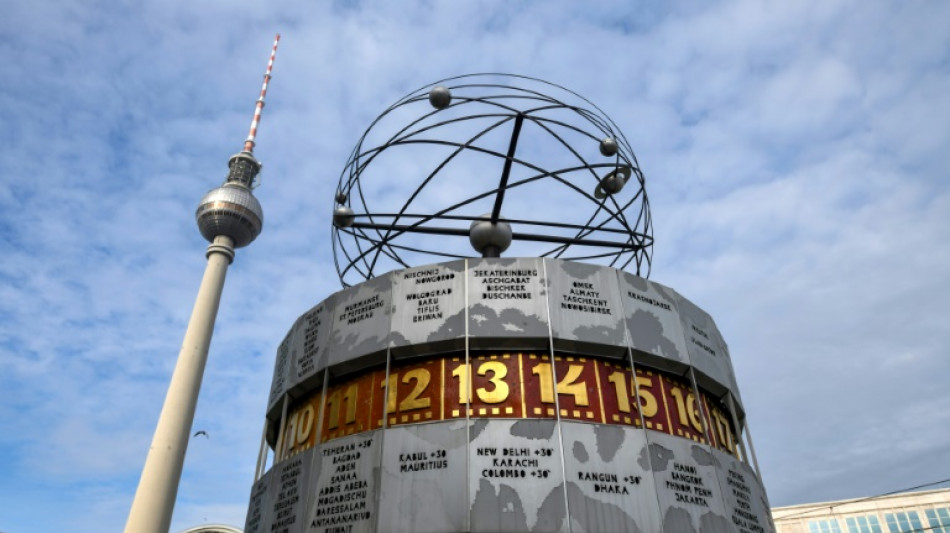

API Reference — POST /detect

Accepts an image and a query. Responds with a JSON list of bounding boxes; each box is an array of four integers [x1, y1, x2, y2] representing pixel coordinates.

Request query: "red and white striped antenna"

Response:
[[244, 33, 281, 153]]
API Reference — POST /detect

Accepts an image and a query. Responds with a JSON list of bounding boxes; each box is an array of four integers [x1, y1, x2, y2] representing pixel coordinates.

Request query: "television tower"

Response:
[[125, 34, 280, 533]]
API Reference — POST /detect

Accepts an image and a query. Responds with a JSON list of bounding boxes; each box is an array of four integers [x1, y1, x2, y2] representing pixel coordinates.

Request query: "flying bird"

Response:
[[193, 430, 209, 438]]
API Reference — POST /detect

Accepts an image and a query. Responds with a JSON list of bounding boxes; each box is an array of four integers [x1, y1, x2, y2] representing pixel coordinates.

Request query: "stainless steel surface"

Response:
[[620, 272, 691, 372], [195, 183, 263, 247], [545, 259, 626, 357], [265, 447, 314, 533], [377, 422, 469, 532], [646, 430, 731, 533], [712, 447, 776, 533], [467, 258, 549, 348], [389, 261, 466, 358], [306, 431, 381, 533], [559, 421, 661, 533], [267, 328, 292, 413], [672, 288, 743, 407], [469, 419, 568, 533], [243, 470, 273, 533], [326, 275, 392, 371], [289, 298, 334, 393]]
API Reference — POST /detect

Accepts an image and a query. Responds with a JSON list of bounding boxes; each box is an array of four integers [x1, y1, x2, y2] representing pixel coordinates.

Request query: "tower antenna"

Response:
[[244, 33, 280, 153]]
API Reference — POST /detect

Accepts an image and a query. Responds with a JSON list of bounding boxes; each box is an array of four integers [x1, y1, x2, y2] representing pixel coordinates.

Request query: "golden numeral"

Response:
[[296, 404, 315, 445], [452, 363, 471, 404], [669, 386, 703, 432], [326, 389, 340, 429], [383, 368, 433, 414], [710, 405, 736, 454], [686, 392, 703, 432], [453, 361, 510, 405], [635, 375, 658, 417], [477, 361, 509, 404], [327, 383, 358, 430], [281, 403, 316, 459], [532, 362, 589, 406], [400, 368, 432, 411], [558, 364, 589, 406], [607, 370, 631, 413], [383, 374, 397, 414], [532, 362, 555, 404]]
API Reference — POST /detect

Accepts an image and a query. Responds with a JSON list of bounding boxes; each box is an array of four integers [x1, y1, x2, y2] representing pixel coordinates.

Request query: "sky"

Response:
[[1, 0, 949, 531]]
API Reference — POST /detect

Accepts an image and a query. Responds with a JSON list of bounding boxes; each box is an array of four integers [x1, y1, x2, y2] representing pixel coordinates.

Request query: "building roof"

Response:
[[178, 525, 242, 533]]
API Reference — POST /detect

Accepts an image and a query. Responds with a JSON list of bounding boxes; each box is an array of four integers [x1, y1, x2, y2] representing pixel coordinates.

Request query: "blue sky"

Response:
[[1, 0, 949, 531]]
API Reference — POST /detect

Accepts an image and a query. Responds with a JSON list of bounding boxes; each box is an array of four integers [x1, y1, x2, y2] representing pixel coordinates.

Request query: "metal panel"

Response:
[[646, 431, 731, 533], [265, 447, 315, 533], [559, 421, 661, 533], [467, 258, 549, 349], [268, 328, 293, 413], [469, 419, 568, 533], [376, 421, 469, 532], [289, 296, 335, 393], [307, 440, 325, 512], [327, 275, 392, 370], [307, 430, 381, 533], [670, 289, 737, 400], [545, 260, 626, 357], [244, 469, 273, 533], [619, 273, 690, 371], [717, 340, 744, 408], [390, 261, 466, 358], [712, 448, 775, 533]]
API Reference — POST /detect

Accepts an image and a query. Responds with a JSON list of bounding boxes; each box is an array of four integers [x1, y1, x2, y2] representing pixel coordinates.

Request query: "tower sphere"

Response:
[[195, 183, 263, 248]]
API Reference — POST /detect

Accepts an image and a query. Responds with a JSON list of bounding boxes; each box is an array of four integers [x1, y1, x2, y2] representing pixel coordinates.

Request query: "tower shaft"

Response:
[[125, 33, 278, 530], [124, 236, 235, 533]]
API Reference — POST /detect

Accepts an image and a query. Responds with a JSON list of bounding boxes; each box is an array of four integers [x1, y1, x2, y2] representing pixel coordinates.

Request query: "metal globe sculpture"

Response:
[[332, 73, 653, 288]]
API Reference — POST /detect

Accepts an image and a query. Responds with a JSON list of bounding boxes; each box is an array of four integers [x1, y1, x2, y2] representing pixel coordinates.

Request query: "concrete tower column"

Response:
[[125, 235, 235, 533]]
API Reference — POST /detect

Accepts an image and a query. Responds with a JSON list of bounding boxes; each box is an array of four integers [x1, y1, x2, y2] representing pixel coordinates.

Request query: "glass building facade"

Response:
[[773, 488, 950, 533]]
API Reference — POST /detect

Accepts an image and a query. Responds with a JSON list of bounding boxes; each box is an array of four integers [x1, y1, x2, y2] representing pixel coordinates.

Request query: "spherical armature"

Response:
[[469, 215, 513, 257], [332, 73, 653, 288], [196, 183, 263, 248], [428, 85, 452, 109], [600, 137, 619, 157], [594, 166, 631, 200], [333, 206, 355, 228]]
